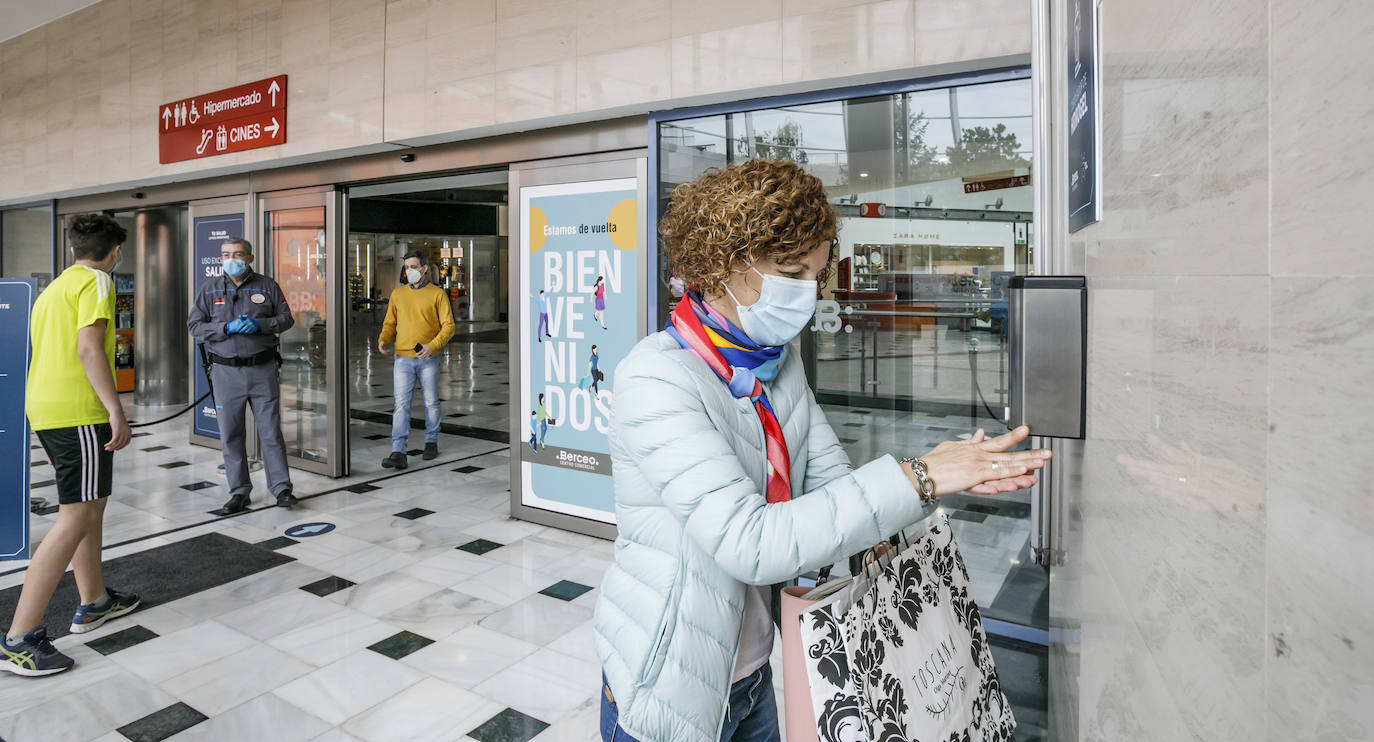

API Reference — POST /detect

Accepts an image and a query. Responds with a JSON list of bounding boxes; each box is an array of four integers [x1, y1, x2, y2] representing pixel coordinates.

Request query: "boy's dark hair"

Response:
[[402, 249, 429, 266], [67, 213, 127, 261]]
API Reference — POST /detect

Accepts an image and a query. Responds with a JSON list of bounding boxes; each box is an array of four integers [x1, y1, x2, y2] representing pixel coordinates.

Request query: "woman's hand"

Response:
[[907, 425, 1051, 497]]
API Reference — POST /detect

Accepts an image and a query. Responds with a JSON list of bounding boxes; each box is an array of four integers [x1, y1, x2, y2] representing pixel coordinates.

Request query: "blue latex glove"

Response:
[[239, 316, 260, 334], [224, 317, 244, 335]]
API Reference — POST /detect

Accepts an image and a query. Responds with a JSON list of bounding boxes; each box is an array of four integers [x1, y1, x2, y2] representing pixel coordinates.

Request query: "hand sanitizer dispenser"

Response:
[[1007, 276, 1086, 439]]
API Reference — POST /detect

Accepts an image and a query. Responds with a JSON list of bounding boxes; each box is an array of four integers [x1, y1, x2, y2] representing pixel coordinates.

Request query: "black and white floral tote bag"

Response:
[[839, 515, 1016, 742], [796, 587, 868, 742]]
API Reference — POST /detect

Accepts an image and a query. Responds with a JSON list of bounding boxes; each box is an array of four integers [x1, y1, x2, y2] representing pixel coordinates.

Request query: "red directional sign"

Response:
[[159, 75, 287, 164]]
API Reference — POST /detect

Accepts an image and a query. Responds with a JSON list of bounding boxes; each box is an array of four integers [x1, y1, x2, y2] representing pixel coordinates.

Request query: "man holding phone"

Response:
[[378, 249, 454, 469]]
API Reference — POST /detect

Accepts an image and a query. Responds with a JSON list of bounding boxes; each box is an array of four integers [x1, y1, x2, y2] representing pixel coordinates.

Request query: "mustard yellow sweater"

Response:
[[380, 283, 455, 356]]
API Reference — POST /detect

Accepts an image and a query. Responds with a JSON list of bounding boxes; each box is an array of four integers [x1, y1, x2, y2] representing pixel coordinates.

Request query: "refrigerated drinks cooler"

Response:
[[114, 273, 135, 393]]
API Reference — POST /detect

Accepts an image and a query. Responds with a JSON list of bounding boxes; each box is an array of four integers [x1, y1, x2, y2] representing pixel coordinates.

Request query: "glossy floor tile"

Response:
[[1, 325, 1045, 741]]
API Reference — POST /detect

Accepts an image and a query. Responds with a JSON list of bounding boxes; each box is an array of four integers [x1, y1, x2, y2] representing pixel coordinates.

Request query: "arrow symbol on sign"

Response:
[[162, 107, 171, 129], [268, 79, 280, 107], [292, 524, 329, 535], [265, 116, 280, 139]]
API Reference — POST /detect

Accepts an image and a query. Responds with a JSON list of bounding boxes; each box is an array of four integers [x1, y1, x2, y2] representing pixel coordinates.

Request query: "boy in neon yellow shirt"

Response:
[[2, 214, 141, 677], [377, 249, 454, 468]]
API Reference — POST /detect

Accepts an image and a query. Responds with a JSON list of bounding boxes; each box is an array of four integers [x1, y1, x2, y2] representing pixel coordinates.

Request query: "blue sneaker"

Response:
[[70, 588, 141, 634], [0, 628, 73, 677]]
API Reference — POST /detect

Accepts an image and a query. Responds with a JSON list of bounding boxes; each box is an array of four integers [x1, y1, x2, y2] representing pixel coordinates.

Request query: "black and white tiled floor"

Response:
[[3, 322, 1046, 742]]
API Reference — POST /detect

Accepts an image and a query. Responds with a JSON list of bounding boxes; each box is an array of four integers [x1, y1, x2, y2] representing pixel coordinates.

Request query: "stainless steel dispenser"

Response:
[[1007, 276, 1086, 439]]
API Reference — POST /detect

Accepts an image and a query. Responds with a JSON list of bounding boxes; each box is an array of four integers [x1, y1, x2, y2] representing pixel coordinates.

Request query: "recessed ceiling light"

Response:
[[859, 172, 869, 178]]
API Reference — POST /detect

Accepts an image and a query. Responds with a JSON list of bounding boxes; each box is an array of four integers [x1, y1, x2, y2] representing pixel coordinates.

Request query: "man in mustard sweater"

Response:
[[377, 250, 455, 469]]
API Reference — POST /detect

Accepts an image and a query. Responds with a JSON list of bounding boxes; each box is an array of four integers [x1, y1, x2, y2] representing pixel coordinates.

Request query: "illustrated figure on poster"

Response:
[[533, 288, 553, 342], [528, 411, 540, 453], [592, 275, 608, 330], [536, 392, 552, 447], [588, 344, 603, 396]]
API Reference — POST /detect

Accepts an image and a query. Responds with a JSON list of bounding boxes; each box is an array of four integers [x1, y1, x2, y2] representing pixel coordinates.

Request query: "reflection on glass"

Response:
[[267, 206, 329, 464], [656, 78, 1045, 633], [1, 204, 55, 292]]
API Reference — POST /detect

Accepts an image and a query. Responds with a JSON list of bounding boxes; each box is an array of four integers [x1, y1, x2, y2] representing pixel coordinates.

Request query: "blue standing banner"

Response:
[[191, 213, 245, 439], [0, 279, 36, 560], [1068, 0, 1101, 232]]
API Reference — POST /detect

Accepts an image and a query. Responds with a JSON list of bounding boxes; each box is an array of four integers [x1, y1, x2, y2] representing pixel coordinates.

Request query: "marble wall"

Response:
[[1056, 0, 1374, 739], [0, 0, 1031, 203]]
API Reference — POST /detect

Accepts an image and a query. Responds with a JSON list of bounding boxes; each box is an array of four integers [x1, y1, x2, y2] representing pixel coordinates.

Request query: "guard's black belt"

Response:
[[209, 348, 279, 367]]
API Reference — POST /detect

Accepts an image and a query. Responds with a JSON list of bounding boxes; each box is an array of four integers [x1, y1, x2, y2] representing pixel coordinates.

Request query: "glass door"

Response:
[[258, 188, 346, 476]]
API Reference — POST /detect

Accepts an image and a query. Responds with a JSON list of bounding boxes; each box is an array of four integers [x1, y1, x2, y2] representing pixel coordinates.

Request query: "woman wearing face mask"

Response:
[[593, 160, 1051, 742]]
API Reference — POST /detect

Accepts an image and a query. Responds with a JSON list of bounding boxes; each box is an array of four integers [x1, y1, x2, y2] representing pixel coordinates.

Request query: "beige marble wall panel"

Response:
[[1267, 277, 1374, 740], [384, 0, 501, 140], [127, 1, 167, 184], [575, 42, 671, 113], [1085, 286, 1153, 441], [1270, 0, 1374, 277], [2, 0, 1033, 201], [575, 0, 670, 58], [669, 20, 784, 100], [1070, 486, 1196, 742], [494, 61, 578, 123], [1088, 3, 1267, 278], [1080, 276, 1268, 739], [429, 74, 499, 134], [670, 0, 781, 38], [495, 0, 578, 70], [781, 0, 915, 83], [912, 0, 1030, 68]]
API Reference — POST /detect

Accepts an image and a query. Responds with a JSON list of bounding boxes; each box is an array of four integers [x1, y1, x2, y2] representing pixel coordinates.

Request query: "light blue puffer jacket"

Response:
[[593, 331, 929, 742]]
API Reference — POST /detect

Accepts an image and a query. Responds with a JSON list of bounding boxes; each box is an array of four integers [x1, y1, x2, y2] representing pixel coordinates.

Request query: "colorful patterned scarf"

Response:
[[666, 291, 792, 503]]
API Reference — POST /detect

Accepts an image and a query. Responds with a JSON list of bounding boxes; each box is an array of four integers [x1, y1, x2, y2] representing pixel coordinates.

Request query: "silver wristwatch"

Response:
[[900, 456, 937, 506]]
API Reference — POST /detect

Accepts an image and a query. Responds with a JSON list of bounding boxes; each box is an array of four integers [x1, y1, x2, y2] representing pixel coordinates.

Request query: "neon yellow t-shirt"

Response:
[[26, 265, 116, 431]]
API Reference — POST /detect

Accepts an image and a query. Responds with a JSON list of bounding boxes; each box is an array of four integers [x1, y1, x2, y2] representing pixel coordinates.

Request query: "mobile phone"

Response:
[[414, 343, 424, 353]]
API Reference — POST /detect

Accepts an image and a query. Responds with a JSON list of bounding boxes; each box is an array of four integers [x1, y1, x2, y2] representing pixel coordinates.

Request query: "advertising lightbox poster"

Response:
[[191, 213, 244, 439], [0, 279, 35, 560], [519, 179, 639, 525]]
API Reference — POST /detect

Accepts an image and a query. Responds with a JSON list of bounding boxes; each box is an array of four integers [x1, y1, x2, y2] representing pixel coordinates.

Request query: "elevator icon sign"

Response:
[[158, 75, 288, 164]]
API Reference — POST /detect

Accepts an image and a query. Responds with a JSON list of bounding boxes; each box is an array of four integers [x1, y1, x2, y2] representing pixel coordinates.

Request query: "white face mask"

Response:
[[724, 267, 818, 346], [405, 268, 424, 285]]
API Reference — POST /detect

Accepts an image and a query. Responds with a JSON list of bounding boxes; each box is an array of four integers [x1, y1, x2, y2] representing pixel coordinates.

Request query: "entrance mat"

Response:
[[0, 532, 293, 640], [450, 328, 508, 343], [349, 409, 508, 444]]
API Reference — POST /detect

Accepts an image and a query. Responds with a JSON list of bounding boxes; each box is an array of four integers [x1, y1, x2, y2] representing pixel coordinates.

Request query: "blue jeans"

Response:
[[600, 665, 780, 742], [392, 355, 440, 451]]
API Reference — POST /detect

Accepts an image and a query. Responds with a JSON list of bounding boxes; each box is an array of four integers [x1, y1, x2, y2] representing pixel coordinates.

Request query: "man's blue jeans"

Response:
[[392, 355, 440, 452], [600, 664, 780, 742]]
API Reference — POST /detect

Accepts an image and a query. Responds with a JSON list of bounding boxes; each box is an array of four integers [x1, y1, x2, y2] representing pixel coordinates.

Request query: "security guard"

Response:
[[187, 237, 296, 514]]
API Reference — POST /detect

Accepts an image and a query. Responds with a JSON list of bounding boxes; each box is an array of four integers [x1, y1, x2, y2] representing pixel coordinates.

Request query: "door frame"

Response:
[[257, 185, 348, 477]]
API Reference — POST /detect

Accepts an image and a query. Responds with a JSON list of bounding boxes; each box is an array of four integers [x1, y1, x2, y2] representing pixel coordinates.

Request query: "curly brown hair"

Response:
[[660, 159, 836, 297]]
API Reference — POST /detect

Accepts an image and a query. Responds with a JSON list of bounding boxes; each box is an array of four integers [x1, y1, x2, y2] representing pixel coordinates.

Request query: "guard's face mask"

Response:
[[222, 258, 247, 278]]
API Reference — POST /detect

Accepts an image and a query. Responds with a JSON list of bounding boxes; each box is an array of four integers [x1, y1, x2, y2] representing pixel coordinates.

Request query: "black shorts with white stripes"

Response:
[[35, 423, 114, 505]]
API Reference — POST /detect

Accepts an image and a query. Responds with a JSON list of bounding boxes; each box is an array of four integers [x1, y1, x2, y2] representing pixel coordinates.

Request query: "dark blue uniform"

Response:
[[187, 270, 294, 503]]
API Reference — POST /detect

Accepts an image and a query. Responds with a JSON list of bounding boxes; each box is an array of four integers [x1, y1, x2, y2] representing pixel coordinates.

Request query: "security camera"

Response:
[[132, 192, 146, 199], [400, 153, 417, 163]]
